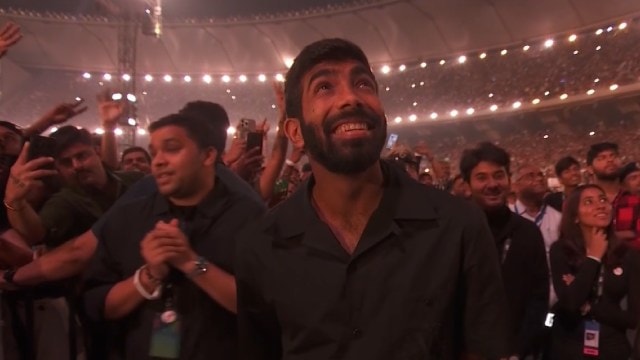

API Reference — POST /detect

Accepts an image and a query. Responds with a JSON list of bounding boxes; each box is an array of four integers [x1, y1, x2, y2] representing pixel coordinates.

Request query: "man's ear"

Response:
[[203, 147, 218, 167], [284, 118, 305, 151]]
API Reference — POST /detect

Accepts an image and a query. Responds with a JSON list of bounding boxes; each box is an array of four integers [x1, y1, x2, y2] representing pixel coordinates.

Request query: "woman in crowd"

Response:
[[549, 184, 640, 359]]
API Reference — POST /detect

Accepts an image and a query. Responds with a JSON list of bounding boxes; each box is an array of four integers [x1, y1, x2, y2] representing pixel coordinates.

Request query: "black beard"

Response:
[[594, 170, 620, 182], [299, 107, 386, 175]]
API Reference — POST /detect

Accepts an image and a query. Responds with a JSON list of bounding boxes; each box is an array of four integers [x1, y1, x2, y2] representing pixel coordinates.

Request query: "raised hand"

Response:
[[586, 227, 608, 260], [39, 101, 88, 127], [97, 89, 125, 129], [4, 143, 57, 205], [0, 22, 22, 58]]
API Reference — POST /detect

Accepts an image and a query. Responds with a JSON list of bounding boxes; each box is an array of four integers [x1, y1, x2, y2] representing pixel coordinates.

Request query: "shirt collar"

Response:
[[151, 176, 230, 220], [274, 160, 439, 241]]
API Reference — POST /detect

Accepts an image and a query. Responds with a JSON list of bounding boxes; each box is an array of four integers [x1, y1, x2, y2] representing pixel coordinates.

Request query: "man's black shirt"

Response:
[[236, 161, 509, 360], [83, 178, 265, 360], [486, 206, 549, 357]]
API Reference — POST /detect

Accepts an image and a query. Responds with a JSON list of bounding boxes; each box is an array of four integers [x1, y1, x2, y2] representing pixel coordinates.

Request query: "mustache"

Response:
[[322, 107, 382, 134]]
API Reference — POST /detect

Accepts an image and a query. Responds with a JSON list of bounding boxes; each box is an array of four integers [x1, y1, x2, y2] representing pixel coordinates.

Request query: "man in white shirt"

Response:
[[510, 164, 562, 306]]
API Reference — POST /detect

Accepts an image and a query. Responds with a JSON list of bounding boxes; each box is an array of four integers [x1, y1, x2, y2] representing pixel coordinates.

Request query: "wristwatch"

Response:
[[188, 257, 208, 279], [3, 268, 17, 285]]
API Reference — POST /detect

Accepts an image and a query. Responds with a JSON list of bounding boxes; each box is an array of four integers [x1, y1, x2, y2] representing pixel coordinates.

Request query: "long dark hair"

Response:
[[559, 184, 627, 268]]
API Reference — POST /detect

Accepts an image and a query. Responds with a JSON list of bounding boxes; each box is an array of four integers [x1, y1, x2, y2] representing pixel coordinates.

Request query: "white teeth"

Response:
[[336, 122, 368, 134]]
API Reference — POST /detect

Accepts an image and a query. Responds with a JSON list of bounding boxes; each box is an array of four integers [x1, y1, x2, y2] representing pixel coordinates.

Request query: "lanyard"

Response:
[[501, 237, 512, 264], [514, 203, 547, 227]]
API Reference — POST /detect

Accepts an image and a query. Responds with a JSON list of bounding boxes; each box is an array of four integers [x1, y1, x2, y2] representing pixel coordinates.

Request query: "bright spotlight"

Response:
[[127, 118, 136, 126], [408, 114, 417, 122], [544, 39, 554, 48], [82, 72, 91, 79], [457, 55, 467, 64], [393, 116, 402, 123], [122, 74, 131, 82], [144, 74, 153, 82], [239, 75, 247, 83], [202, 74, 212, 84], [568, 34, 577, 42], [126, 94, 137, 102], [183, 75, 192, 83], [512, 101, 522, 109], [221, 75, 231, 83], [381, 65, 391, 74], [258, 74, 267, 82], [163, 74, 172, 82]]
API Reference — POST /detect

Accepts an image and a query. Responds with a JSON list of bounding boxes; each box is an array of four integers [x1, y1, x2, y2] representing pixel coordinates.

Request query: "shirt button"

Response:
[[352, 328, 362, 338]]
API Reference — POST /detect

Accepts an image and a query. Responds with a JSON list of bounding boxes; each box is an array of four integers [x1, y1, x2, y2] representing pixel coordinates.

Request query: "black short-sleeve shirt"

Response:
[[83, 178, 265, 360], [236, 161, 510, 360]]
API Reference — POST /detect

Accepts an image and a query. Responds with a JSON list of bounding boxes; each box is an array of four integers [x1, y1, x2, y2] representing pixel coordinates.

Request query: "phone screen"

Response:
[[28, 136, 57, 161], [386, 133, 399, 149]]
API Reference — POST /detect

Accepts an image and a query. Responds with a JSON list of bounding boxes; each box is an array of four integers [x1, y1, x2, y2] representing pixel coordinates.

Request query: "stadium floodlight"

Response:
[[398, 64, 406, 72], [450, 110, 459, 117], [409, 114, 417, 122], [420, 62, 427, 68], [82, 72, 91, 79], [394, 116, 402, 123], [381, 65, 391, 74], [430, 112, 438, 120], [202, 75, 212, 84]]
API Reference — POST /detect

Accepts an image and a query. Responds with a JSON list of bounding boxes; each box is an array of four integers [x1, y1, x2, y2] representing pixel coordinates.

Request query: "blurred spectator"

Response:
[[546, 156, 582, 212], [120, 146, 151, 174]]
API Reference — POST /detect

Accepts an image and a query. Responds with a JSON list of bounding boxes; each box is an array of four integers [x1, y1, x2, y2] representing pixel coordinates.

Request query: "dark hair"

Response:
[[148, 113, 216, 151], [459, 142, 511, 182], [0, 120, 23, 138], [559, 184, 627, 268], [445, 174, 463, 192], [285, 38, 375, 120], [121, 146, 151, 163], [49, 126, 93, 158], [178, 101, 229, 154], [419, 172, 433, 181], [586, 142, 618, 165], [555, 156, 580, 177]]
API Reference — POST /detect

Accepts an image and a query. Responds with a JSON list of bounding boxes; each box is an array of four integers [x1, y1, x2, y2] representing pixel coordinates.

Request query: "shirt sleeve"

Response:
[[235, 224, 282, 360], [91, 175, 156, 236], [39, 192, 79, 248], [516, 225, 550, 356], [549, 243, 600, 313], [460, 204, 510, 358], [82, 218, 124, 322], [591, 248, 640, 329]]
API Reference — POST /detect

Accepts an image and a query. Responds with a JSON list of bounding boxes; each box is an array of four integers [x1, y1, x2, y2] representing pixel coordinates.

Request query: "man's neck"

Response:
[[311, 162, 384, 219], [169, 174, 216, 207], [594, 178, 620, 202], [516, 196, 543, 217]]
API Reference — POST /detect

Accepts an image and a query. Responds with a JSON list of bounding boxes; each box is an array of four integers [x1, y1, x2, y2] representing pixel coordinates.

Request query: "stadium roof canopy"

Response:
[[1, 0, 640, 75]]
